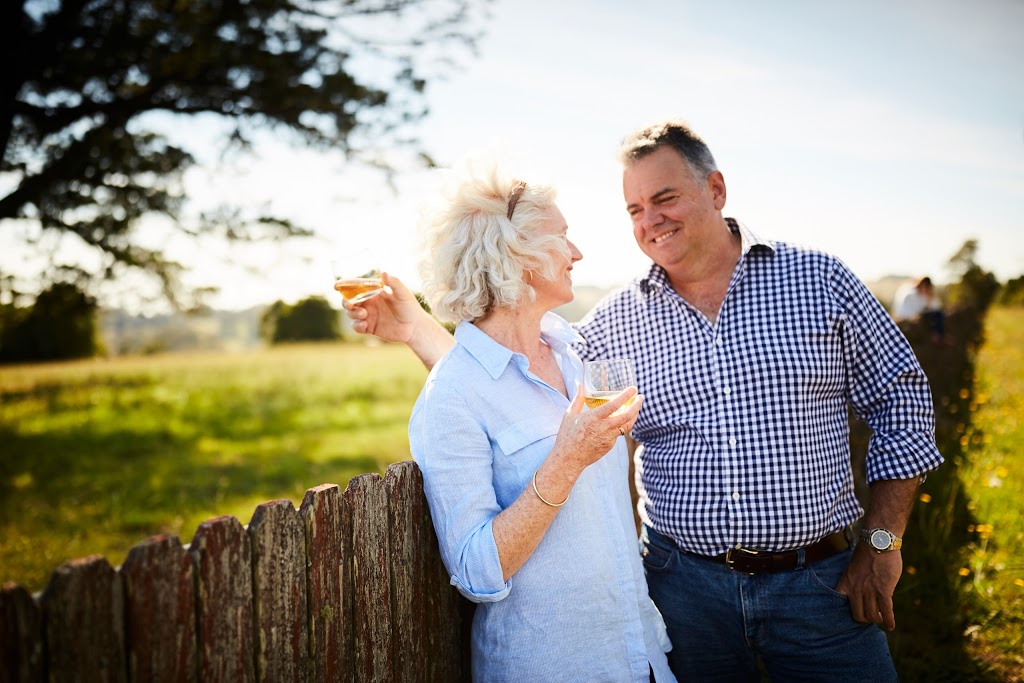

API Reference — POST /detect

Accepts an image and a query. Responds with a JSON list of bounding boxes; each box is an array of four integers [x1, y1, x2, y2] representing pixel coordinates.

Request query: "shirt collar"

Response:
[[454, 311, 581, 380], [640, 217, 775, 294]]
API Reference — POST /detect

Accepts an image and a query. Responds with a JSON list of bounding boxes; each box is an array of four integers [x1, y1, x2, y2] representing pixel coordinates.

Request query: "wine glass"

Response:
[[331, 250, 383, 304], [583, 358, 638, 409]]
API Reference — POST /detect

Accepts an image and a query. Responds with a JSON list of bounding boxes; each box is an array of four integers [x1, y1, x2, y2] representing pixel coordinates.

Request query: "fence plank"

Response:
[[0, 582, 44, 682], [189, 516, 254, 683], [424, 497, 474, 682], [384, 461, 429, 682], [248, 500, 308, 683], [41, 555, 126, 683], [345, 473, 393, 683], [300, 484, 351, 683], [121, 534, 197, 683]]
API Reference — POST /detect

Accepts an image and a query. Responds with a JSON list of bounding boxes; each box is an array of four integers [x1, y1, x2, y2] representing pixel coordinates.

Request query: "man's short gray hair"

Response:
[[618, 118, 718, 183]]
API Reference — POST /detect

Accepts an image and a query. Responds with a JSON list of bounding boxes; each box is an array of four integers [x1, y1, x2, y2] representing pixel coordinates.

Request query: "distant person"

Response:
[[390, 161, 674, 682], [346, 119, 943, 681], [893, 276, 947, 343]]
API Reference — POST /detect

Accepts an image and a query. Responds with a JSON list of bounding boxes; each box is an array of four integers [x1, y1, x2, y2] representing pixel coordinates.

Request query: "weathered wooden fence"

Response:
[[0, 461, 475, 683]]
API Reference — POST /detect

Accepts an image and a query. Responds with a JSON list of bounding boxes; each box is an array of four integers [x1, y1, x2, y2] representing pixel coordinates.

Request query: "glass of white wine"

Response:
[[331, 250, 383, 304], [583, 358, 638, 409]]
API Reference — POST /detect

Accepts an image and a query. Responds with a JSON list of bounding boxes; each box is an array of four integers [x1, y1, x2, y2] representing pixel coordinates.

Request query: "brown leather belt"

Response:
[[703, 528, 853, 575]]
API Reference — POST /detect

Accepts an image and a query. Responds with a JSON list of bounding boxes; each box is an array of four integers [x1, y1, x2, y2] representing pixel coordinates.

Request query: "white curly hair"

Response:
[[418, 161, 570, 323]]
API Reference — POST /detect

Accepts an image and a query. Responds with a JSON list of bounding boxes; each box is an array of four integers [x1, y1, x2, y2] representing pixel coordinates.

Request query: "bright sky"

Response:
[[5, 0, 1023, 312]]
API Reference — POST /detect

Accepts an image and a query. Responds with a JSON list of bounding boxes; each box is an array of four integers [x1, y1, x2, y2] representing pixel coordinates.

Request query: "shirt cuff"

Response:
[[449, 574, 511, 603]]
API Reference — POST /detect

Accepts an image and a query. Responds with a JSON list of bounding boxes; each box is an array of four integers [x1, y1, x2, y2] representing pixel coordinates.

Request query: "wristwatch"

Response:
[[861, 528, 903, 552]]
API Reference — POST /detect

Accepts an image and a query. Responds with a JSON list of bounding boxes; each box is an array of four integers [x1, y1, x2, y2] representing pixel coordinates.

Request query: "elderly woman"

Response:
[[351, 164, 674, 682]]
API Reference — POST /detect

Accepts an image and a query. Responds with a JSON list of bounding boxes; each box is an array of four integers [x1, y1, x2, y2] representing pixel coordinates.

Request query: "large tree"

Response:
[[1, 0, 486, 308]]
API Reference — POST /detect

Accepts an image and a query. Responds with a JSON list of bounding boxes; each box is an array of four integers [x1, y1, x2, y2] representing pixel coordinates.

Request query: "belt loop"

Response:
[[796, 547, 807, 568]]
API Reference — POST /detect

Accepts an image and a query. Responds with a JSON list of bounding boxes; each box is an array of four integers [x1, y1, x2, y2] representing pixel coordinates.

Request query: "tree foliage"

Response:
[[1, 0, 486, 307], [261, 295, 340, 343], [944, 239, 1001, 313], [0, 281, 102, 362], [997, 275, 1024, 306]]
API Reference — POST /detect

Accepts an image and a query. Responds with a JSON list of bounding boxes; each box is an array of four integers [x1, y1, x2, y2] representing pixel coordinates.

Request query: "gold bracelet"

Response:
[[532, 470, 569, 507]]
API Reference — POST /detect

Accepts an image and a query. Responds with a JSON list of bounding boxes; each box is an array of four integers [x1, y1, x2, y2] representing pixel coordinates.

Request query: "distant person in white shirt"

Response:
[[893, 276, 946, 343]]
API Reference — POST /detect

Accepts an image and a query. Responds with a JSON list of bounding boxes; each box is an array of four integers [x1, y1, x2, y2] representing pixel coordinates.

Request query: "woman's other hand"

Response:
[[553, 385, 642, 473]]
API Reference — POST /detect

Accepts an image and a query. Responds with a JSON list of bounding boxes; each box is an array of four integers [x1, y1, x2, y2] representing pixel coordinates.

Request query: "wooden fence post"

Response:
[[384, 461, 430, 682], [41, 555, 126, 683], [1, 582, 44, 682], [345, 473, 393, 683], [248, 500, 308, 683], [189, 516, 254, 683], [121, 534, 197, 682], [300, 483, 352, 682], [423, 498, 474, 682]]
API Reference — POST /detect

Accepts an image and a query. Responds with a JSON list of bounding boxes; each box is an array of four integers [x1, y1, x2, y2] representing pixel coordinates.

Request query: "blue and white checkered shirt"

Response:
[[573, 219, 943, 557]]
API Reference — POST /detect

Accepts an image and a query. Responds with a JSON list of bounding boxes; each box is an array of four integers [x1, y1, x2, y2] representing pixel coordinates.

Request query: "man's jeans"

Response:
[[641, 525, 898, 682]]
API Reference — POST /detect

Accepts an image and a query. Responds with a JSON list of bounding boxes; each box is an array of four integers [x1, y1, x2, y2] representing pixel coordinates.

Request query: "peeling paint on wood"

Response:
[[189, 516, 254, 682], [122, 534, 197, 682], [41, 555, 126, 682], [300, 483, 350, 682], [249, 500, 308, 683], [345, 473, 393, 683]]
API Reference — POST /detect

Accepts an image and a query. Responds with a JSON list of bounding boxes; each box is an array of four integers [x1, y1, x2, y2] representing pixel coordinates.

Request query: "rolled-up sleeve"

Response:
[[830, 259, 944, 482], [409, 381, 511, 603]]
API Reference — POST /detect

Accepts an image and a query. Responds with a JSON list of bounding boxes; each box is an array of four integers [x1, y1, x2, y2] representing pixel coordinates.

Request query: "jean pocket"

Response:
[[641, 529, 675, 573], [806, 550, 853, 601]]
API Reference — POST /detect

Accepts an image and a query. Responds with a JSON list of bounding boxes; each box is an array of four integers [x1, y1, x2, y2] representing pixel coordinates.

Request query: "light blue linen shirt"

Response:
[[409, 313, 674, 683]]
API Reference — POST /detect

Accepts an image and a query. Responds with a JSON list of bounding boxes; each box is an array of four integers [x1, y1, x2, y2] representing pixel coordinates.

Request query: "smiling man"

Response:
[[571, 119, 943, 680]]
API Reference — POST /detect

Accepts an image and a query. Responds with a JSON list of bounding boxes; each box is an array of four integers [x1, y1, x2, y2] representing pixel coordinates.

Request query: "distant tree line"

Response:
[[260, 296, 341, 344], [1, 237, 1019, 362], [997, 275, 1024, 306], [0, 283, 102, 363]]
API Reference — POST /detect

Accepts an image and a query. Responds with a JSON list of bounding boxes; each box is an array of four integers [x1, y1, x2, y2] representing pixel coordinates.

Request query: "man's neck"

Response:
[[663, 228, 742, 324]]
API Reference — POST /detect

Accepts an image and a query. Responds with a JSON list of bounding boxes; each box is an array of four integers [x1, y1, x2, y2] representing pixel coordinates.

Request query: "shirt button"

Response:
[[715, 337, 724, 346], [728, 438, 737, 446], [723, 386, 732, 395], [732, 492, 741, 501]]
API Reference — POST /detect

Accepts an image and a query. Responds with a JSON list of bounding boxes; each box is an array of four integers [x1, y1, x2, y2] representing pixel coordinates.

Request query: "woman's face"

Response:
[[529, 204, 583, 311]]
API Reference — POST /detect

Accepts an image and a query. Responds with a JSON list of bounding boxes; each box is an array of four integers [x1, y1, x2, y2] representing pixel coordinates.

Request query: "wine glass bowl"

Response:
[[331, 251, 383, 304], [583, 358, 638, 409]]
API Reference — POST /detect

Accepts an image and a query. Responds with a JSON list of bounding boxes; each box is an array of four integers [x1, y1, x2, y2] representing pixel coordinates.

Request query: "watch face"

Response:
[[869, 529, 892, 550]]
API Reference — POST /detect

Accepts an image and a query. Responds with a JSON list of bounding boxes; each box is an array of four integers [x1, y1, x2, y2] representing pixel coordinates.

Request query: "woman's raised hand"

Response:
[[553, 385, 642, 473], [342, 272, 425, 344]]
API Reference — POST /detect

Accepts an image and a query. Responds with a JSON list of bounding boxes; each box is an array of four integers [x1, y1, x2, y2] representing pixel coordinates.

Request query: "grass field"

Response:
[[2, 310, 1022, 679], [0, 341, 429, 592], [961, 306, 1024, 680]]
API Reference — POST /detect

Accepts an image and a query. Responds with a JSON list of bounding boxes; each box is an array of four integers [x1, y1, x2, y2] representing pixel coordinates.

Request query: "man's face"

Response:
[[622, 146, 725, 270]]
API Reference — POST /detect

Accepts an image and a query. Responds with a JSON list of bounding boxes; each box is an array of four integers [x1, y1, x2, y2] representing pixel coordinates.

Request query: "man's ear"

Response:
[[708, 170, 727, 210]]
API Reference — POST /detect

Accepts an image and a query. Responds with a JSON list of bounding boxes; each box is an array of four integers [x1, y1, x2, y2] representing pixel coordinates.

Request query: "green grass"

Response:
[[3, 308, 1022, 680], [961, 306, 1024, 680], [0, 341, 428, 593]]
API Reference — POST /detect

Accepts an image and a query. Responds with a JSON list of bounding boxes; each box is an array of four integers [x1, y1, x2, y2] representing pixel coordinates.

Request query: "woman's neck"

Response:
[[474, 305, 547, 359]]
